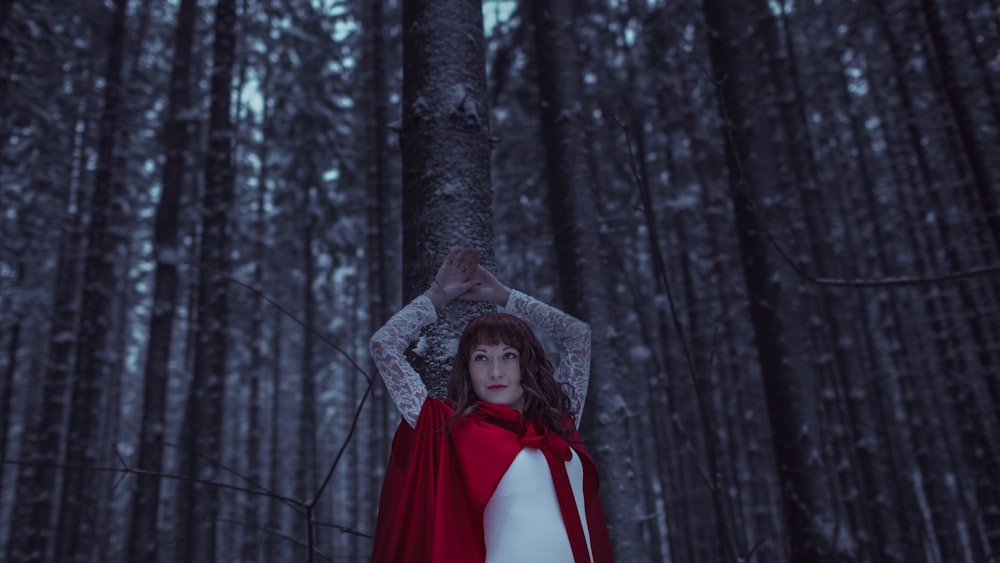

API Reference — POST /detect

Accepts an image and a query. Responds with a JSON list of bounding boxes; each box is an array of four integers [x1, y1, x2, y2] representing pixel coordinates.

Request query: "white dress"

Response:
[[370, 290, 594, 562]]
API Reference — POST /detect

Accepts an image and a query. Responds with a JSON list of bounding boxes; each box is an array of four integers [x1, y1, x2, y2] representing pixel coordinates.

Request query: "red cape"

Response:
[[371, 398, 614, 562]]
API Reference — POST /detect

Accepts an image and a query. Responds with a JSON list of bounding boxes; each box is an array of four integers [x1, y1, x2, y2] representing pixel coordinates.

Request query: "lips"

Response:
[[487, 385, 508, 391]]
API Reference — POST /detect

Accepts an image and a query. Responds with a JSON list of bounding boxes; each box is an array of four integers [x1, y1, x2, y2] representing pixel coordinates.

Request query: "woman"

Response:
[[369, 247, 614, 563]]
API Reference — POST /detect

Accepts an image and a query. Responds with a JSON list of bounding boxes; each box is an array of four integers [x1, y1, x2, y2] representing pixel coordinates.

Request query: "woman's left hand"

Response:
[[457, 265, 512, 307]]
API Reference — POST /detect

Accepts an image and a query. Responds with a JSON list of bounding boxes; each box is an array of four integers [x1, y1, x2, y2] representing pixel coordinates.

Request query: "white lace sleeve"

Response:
[[505, 289, 592, 427], [369, 295, 435, 428]]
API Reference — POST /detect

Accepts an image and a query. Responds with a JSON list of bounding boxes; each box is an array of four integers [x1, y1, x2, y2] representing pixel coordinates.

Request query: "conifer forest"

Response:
[[1, 0, 999, 561]]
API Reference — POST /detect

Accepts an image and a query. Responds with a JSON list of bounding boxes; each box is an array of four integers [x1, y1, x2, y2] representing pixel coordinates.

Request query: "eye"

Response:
[[472, 353, 488, 361], [503, 351, 518, 360]]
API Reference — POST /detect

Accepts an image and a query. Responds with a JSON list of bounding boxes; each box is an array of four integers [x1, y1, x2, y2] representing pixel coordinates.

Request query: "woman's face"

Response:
[[468, 341, 524, 411]]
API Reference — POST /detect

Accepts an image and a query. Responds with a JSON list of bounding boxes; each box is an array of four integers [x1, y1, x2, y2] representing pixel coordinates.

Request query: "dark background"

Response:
[[1, 0, 998, 561]]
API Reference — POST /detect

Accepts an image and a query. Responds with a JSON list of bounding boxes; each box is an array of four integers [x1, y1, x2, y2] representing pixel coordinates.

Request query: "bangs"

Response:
[[464, 314, 525, 349]]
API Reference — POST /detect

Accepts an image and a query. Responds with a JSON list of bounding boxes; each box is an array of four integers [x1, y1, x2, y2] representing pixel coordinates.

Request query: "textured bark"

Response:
[[55, 0, 130, 560], [528, 0, 647, 559], [176, 0, 237, 559], [400, 0, 494, 398], [125, 0, 197, 560]]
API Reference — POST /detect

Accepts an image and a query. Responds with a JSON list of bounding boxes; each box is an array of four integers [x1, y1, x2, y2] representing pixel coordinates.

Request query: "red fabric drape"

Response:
[[371, 398, 615, 562]]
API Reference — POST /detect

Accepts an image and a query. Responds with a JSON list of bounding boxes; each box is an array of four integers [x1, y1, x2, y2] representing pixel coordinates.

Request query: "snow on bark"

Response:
[[400, 0, 494, 399]]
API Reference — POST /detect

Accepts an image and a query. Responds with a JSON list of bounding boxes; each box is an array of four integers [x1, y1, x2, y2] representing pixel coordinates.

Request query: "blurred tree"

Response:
[[125, 1, 198, 560], [175, 0, 237, 559], [700, 0, 848, 559], [55, 0, 132, 561], [527, 0, 647, 560]]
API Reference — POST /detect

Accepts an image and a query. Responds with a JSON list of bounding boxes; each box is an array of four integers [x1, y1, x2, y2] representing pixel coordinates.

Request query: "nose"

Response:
[[489, 360, 504, 378]]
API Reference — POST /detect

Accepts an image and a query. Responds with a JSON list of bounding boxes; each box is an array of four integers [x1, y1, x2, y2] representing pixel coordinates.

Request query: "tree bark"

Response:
[[400, 0, 494, 398], [528, 0, 648, 559]]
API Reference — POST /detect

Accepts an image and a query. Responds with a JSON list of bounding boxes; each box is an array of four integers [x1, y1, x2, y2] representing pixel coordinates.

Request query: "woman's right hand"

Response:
[[423, 247, 481, 309]]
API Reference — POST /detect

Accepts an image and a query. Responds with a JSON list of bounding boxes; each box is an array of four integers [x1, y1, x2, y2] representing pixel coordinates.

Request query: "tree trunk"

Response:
[[364, 0, 392, 541], [296, 181, 318, 560], [919, 0, 1000, 254], [700, 0, 845, 559], [177, 0, 237, 559], [125, 0, 197, 560], [528, 0, 648, 559], [0, 261, 24, 476], [265, 309, 285, 563], [241, 36, 273, 563], [55, 0, 130, 560], [5, 63, 96, 559], [400, 0, 494, 398]]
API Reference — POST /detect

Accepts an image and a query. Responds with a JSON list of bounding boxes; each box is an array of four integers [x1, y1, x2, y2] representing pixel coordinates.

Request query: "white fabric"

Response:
[[484, 449, 593, 563]]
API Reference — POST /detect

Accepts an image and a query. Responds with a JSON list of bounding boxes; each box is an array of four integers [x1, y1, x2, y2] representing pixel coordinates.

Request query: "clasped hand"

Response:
[[425, 247, 511, 309]]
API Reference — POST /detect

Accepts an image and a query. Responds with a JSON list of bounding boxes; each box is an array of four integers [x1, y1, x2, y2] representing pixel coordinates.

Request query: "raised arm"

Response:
[[370, 248, 482, 428], [369, 296, 435, 428], [505, 291, 591, 426], [459, 265, 592, 426]]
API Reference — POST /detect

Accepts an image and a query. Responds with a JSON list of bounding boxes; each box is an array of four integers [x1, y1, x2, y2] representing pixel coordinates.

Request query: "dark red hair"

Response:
[[447, 313, 572, 433]]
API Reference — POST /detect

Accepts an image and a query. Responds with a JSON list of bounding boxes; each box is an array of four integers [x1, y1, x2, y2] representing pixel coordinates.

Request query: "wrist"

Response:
[[423, 284, 450, 310], [495, 286, 512, 307]]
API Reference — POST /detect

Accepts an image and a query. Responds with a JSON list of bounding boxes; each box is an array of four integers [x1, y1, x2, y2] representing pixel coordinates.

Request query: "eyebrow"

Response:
[[472, 346, 517, 352]]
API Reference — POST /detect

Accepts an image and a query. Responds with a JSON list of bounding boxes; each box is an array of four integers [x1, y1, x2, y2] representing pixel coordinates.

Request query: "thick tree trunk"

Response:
[[528, 0, 647, 560], [125, 0, 197, 560], [400, 0, 494, 398], [177, 0, 237, 559], [55, 0, 130, 560]]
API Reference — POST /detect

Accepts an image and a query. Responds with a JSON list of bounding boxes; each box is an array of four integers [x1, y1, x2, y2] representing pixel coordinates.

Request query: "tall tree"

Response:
[[528, 0, 647, 560], [919, 0, 1000, 254], [55, 0, 131, 560], [176, 0, 238, 559], [700, 0, 847, 560], [363, 0, 392, 540], [400, 0, 494, 397], [125, 0, 198, 560]]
